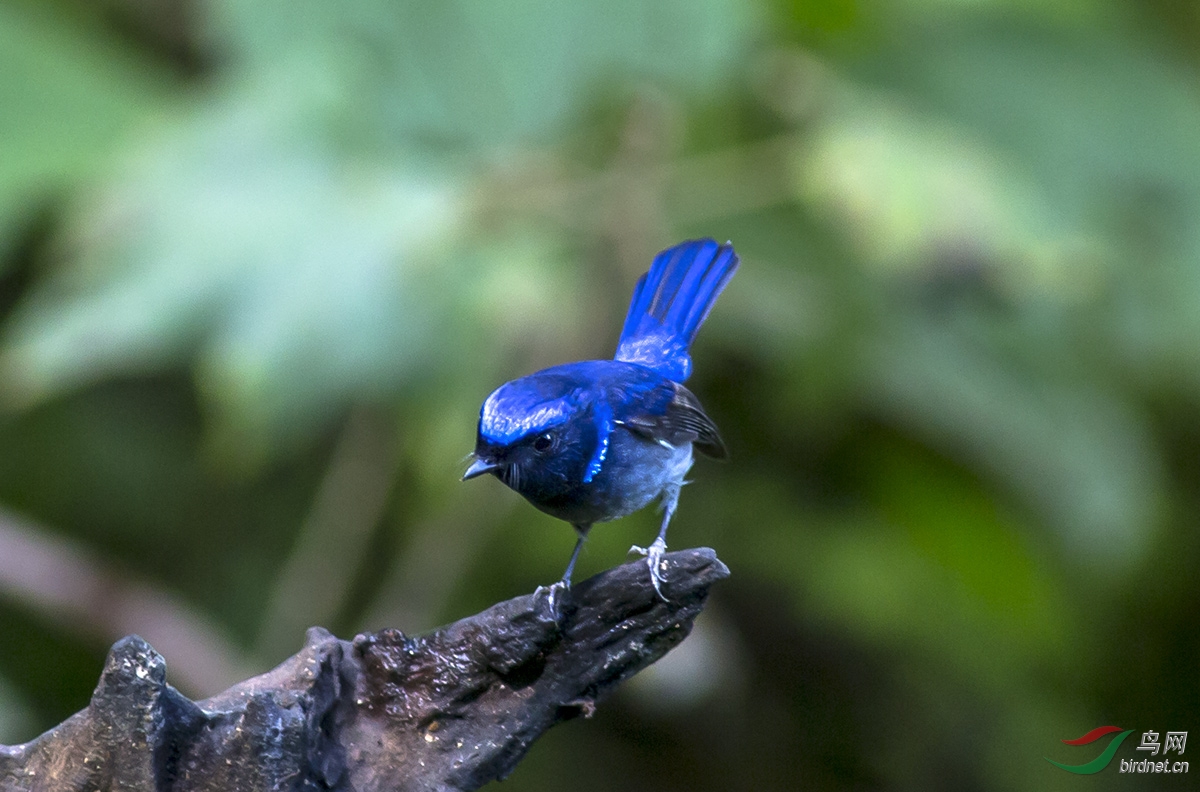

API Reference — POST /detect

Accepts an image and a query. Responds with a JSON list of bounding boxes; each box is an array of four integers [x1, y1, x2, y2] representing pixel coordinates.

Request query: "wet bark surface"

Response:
[[0, 548, 729, 792]]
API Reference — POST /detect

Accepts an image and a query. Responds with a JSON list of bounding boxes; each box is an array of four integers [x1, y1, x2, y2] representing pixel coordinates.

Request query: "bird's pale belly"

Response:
[[531, 430, 694, 527]]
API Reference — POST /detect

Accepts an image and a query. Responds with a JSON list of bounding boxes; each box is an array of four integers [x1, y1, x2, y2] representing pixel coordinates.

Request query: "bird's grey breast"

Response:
[[587, 428, 694, 522]]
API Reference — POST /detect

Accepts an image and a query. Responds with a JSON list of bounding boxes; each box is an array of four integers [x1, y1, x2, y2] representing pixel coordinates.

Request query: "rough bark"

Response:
[[0, 548, 729, 792]]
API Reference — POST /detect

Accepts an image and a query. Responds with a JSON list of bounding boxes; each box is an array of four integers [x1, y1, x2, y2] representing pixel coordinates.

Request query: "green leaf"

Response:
[[0, 3, 172, 259], [0, 77, 468, 461], [795, 87, 1103, 299], [860, 17, 1200, 379], [210, 0, 762, 145], [864, 315, 1161, 562]]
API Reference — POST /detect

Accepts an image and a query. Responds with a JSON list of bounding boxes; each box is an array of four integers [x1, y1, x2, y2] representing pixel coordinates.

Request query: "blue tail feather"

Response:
[[614, 239, 739, 382]]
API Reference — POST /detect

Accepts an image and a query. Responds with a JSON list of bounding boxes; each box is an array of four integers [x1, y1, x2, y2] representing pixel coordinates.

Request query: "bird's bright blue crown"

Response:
[[479, 383, 575, 446]]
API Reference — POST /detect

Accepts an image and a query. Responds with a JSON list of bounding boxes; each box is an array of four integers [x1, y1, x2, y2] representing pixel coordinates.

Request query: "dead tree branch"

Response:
[[0, 548, 729, 792]]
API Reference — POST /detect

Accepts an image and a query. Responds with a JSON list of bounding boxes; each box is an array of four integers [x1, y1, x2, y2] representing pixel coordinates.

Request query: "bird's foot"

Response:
[[628, 537, 670, 602], [534, 580, 570, 621]]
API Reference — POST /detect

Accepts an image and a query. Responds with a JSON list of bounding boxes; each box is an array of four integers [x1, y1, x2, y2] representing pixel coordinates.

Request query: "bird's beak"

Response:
[[462, 457, 500, 481]]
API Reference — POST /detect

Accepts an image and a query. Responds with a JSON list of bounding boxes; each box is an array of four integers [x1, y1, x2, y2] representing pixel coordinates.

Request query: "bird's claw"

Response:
[[534, 580, 569, 620], [629, 538, 669, 602]]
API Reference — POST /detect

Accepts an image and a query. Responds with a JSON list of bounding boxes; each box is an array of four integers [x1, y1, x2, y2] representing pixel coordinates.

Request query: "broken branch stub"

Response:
[[0, 548, 729, 792]]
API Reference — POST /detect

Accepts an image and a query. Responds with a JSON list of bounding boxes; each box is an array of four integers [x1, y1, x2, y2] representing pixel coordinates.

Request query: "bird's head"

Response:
[[463, 373, 598, 509]]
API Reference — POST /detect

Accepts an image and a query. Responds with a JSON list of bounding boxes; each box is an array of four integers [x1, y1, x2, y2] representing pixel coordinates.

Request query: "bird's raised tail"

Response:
[[614, 239, 739, 382]]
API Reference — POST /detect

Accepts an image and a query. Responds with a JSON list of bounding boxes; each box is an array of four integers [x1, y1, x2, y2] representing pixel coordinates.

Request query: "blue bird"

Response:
[[463, 239, 739, 598]]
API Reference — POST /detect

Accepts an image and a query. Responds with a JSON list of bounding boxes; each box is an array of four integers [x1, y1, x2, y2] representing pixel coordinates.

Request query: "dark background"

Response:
[[1, 1, 1198, 789]]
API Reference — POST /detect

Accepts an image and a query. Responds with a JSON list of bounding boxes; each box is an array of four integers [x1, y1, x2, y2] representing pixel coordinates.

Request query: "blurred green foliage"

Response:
[[1, 0, 1198, 789]]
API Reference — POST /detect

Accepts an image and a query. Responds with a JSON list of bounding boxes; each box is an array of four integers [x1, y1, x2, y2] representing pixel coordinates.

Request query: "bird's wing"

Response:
[[617, 381, 727, 459], [614, 239, 739, 383]]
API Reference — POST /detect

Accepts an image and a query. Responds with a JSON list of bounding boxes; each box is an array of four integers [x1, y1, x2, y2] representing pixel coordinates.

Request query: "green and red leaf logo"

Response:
[[1045, 726, 1134, 774]]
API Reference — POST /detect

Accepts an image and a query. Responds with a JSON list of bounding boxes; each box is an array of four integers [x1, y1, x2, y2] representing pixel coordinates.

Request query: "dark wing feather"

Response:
[[620, 382, 727, 459]]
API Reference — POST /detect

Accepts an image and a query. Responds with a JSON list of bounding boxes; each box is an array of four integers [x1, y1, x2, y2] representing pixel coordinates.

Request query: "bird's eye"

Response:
[[533, 432, 554, 453]]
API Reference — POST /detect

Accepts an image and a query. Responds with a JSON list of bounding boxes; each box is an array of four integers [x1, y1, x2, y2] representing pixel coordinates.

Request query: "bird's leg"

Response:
[[536, 525, 589, 616], [630, 492, 678, 601], [561, 529, 588, 587]]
